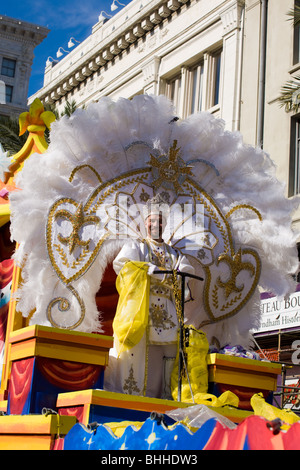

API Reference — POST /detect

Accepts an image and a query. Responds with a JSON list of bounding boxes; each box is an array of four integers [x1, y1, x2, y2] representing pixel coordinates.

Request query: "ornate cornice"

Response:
[[0, 15, 49, 46], [33, 0, 243, 107], [33, 0, 190, 106], [220, 0, 245, 35]]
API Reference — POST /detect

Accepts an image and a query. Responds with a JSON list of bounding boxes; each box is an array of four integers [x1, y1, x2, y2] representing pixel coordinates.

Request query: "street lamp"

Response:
[[98, 11, 112, 23], [46, 56, 58, 67], [68, 37, 80, 49], [111, 0, 126, 11], [56, 47, 69, 58]]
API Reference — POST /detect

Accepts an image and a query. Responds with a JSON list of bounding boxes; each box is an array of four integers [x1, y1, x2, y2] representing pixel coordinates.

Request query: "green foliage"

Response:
[[278, 7, 300, 113], [60, 100, 79, 117], [278, 75, 300, 113], [287, 5, 300, 26], [0, 115, 28, 155]]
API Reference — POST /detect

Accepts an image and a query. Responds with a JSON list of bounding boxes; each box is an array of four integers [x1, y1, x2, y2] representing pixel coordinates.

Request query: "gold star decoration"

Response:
[[55, 203, 100, 254], [148, 140, 194, 193], [216, 248, 256, 298]]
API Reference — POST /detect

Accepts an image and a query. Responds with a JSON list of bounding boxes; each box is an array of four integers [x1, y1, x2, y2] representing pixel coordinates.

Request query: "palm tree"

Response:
[[278, 6, 300, 112], [60, 99, 78, 117], [278, 75, 300, 113], [0, 115, 28, 155]]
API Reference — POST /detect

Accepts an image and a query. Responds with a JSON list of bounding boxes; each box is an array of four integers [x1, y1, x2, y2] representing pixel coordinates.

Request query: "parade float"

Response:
[[0, 95, 299, 450]]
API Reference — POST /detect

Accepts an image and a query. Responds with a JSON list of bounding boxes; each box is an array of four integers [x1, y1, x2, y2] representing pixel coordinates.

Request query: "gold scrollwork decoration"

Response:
[[55, 203, 100, 254], [46, 284, 85, 330], [47, 197, 110, 285], [225, 204, 262, 222], [69, 164, 102, 184], [216, 248, 256, 299], [45, 162, 263, 329], [203, 248, 261, 323], [148, 140, 194, 194]]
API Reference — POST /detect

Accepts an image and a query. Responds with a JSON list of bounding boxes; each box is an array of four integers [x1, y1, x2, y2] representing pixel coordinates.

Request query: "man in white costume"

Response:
[[104, 195, 195, 399]]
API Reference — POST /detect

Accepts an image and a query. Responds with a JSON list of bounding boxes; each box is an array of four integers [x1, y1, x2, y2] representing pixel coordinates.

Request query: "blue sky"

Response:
[[2, 0, 128, 97]]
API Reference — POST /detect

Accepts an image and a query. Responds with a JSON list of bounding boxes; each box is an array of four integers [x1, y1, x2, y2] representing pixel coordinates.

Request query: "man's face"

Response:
[[145, 213, 164, 241]]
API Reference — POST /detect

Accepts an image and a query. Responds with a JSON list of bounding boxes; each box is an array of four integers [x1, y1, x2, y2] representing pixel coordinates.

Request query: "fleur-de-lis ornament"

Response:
[[55, 203, 100, 254], [216, 248, 256, 299]]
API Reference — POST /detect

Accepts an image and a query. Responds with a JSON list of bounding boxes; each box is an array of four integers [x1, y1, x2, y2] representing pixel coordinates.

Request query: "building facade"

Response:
[[30, 0, 244, 132], [0, 15, 49, 117], [240, 0, 300, 410], [29, 0, 300, 265]]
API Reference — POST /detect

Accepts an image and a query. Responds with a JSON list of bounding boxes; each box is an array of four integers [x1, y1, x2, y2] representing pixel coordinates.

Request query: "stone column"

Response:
[[143, 56, 161, 95], [220, 0, 245, 131]]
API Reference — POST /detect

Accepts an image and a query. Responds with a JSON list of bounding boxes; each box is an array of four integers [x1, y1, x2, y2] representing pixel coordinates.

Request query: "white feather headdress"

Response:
[[9, 95, 300, 348]]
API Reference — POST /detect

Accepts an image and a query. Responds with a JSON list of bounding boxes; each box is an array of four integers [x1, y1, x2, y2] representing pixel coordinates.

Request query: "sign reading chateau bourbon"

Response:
[[257, 287, 300, 332]]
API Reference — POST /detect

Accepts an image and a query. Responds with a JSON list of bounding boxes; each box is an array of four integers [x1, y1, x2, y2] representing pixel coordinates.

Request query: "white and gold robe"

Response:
[[103, 238, 194, 398]]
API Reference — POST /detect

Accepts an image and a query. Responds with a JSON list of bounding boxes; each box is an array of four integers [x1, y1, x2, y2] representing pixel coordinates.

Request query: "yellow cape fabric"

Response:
[[250, 392, 300, 429], [113, 261, 150, 355], [192, 390, 239, 407], [171, 327, 209, 402]]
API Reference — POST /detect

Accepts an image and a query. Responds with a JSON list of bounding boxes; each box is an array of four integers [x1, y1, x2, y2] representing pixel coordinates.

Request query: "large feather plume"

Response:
[[9, 95, 300, 347]]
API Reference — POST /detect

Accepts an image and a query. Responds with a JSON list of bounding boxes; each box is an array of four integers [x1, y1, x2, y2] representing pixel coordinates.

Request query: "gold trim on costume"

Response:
[[150, 283, 172, 300], [55, 202, 100, 254], [203, 248, 261, 322], [85, 169, 150, 215], [46, 196, 110, 285], [148, 140, 194, 194], [69, 164, 102, 184], [123, 364, 141, 395], [46, 284, 86, 330], [225, 204, 263, 222], [149, 303, 176, 331], [45, 159, 262, 329]]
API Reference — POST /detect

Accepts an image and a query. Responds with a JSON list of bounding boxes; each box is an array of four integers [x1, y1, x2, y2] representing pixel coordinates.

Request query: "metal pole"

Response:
[[154, 270, 203, 401], [257, 0, 268, 148], [177, 274, 186, 402]]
